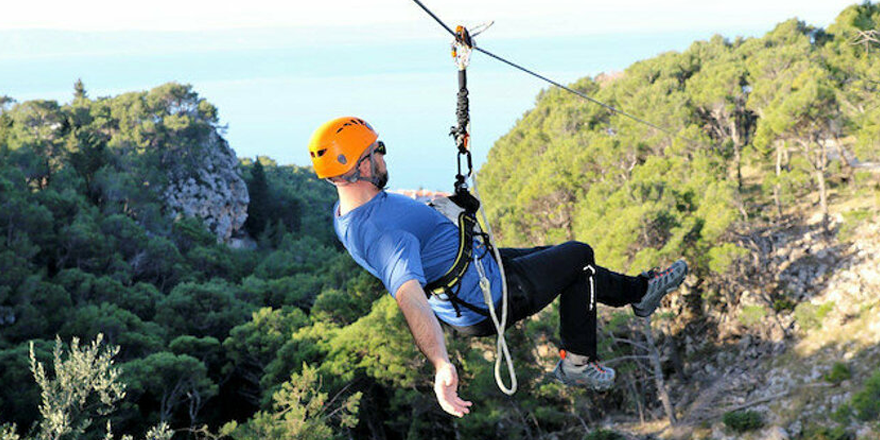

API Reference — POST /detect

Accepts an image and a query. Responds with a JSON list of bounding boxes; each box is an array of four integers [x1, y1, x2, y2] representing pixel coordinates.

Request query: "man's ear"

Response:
[[359, 155, 374, 176]]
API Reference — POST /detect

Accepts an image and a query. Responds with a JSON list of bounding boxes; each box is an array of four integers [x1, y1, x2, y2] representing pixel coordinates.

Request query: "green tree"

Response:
[[3, 277, 72, 344], [155, 279, 252, 340], [687, 36, 756, 189], [28, 334, 126, 440], [754, 66, 842, 224], [0, 340, 53, 431], [73, 79, 87, 101], [746, 19, 823, 215], [825, 3, 880, 163], [230, 363, 361, 440], [5, 100, 66, 189], [123, 352, 217, 425], [132, 235, 184, 290], [60, 303, 165, 360], [245, 158, 271, 238], [223, 307, 309, 405], [0, 96, 16, 150]]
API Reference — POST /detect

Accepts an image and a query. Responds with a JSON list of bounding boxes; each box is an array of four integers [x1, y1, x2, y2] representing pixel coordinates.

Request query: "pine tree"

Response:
[[245, 158, 271, 238], [73, 78, 87, 101]]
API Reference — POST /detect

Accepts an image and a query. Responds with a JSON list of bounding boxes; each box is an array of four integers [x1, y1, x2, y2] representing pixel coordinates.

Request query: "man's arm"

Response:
[[395, 279, 473, 417]]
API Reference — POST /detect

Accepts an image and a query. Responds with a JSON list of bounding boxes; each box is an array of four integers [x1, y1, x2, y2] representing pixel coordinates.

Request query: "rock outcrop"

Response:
[[162, 131, 249, 242], [667, 215, 880, 440]]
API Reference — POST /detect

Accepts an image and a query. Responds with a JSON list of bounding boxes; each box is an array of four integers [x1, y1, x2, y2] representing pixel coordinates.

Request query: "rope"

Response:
[[472, 175, 517, 395]]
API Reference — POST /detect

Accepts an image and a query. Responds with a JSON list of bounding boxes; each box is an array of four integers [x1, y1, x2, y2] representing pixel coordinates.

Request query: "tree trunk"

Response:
[[813, 138, 829, 230], [834, 135, 855, 181], [188, 389, 202, 429], [735, 146, 743, 191], [774, 144, 784, 217], [642, 317, 677, 426], [816, 169, 828, 228], [730, 118, 743, 190]]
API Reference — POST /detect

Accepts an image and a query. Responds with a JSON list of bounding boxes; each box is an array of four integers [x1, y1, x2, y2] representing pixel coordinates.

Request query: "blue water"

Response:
[[1, 27, 764, 190]]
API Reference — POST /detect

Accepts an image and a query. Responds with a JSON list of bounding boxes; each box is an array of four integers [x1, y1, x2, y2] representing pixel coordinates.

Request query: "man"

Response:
[[308, 116, 688, 418]]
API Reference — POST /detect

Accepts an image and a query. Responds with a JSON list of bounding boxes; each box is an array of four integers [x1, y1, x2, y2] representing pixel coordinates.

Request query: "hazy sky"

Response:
[[2, 0, 856, 34], [1, 0, 861, 190]]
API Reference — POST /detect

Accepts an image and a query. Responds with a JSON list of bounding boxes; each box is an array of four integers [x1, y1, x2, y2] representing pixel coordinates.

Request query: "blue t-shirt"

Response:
[[333, 191, 502, 327]]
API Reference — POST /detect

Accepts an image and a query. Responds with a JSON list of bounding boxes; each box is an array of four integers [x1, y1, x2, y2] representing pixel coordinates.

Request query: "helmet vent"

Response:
[[335, 118, 369, 134], [310, 149, 327, 158], [337, 154, 347, 165]]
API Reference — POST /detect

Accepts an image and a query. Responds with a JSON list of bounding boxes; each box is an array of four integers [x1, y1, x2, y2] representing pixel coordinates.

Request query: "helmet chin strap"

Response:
[[336, 151, 386, 189]]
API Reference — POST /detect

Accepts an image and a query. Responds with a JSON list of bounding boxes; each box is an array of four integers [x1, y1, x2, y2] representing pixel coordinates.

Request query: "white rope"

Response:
[[471, 175, 517, 395]]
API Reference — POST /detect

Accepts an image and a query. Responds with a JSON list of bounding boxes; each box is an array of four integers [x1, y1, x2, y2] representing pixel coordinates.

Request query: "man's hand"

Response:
[[433, 361, 472, 417], [395, 280, 473, 417]]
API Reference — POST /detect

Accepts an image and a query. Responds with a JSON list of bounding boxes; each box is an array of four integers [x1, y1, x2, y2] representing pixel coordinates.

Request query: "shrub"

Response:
[[773, 297, 796, 312], [722, 410, 763, 433], [838, 208, 873, 242], [851, 369, 880, 421], [831, 403, 852, 424], [739, 305, 767, 327], [817, 302, 835, 320], [795, 302, 821, 330], [825, 362, 851, 385], [795, 302, 835, 331], [801, 425, 854, 440], [584, 429, 625, 440]]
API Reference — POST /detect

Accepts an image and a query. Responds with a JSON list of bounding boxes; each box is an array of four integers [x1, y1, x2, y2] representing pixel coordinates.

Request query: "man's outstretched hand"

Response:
[[434, 361, 473, 417]]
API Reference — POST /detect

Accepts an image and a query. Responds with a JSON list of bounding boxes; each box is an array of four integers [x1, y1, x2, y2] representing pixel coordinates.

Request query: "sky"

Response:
[[0, 0, 861, 190]]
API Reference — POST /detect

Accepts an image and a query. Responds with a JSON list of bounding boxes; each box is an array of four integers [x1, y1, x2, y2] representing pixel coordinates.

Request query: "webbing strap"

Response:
[[424, 211, 476, 296]]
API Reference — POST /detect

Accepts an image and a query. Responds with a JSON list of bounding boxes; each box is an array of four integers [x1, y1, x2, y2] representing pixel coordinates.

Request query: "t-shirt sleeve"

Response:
[[365, 230, 427, 297]]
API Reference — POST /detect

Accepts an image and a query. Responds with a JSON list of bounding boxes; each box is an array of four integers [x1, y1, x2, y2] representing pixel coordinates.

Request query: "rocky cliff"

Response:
[[636, 214, 880, 440], [161, 131, 249, 243]]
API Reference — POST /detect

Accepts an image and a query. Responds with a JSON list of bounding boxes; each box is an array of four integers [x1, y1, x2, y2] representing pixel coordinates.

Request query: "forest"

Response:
[[1, 2, 879, 440]]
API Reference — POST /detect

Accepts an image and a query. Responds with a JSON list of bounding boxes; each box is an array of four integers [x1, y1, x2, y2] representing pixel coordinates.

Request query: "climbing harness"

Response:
[[420, 23, 518, 396]]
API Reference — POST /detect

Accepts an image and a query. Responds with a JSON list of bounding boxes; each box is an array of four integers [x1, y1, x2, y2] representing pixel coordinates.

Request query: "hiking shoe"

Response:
[[553, 359, 615, 391], [632, 259, 688, 317]]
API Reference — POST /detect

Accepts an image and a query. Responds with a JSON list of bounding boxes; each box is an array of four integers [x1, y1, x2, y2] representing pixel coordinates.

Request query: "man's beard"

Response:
[[374, 169, 389, 190]]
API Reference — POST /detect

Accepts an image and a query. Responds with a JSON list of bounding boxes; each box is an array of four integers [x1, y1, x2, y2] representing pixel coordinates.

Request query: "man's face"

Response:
[[368, 143, 389, 189], [348, 141, 388, 189]]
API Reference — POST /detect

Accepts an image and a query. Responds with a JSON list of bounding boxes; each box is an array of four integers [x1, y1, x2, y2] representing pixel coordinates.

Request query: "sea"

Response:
[[1, 26, 766, 190]]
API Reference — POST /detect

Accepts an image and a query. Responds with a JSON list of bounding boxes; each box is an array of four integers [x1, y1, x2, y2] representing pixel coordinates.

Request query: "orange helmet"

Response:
[[308, 116, 379, 179]]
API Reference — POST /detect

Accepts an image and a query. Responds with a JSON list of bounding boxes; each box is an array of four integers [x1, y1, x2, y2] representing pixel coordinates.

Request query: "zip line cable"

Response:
[[411, 0, 456, 37], [411, 0, 699, 144], [473, 46, 680, 137]]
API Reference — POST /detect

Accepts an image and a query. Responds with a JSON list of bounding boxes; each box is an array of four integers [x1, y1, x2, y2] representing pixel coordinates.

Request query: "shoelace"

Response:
[[648, 265, 676, 285], [588, 362, 608, 374]]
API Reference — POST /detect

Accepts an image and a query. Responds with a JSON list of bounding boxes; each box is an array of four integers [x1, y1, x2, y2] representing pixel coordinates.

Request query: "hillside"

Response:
[[475, 1, 880, 439]]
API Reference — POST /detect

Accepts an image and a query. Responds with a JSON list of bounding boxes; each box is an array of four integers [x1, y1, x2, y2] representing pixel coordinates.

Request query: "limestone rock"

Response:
[[162, 131, 249, 242], [764, 426, 790, 440]]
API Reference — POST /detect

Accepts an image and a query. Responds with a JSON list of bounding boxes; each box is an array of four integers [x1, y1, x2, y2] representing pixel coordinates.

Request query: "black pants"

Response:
[[448, 241, 646, 360]]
